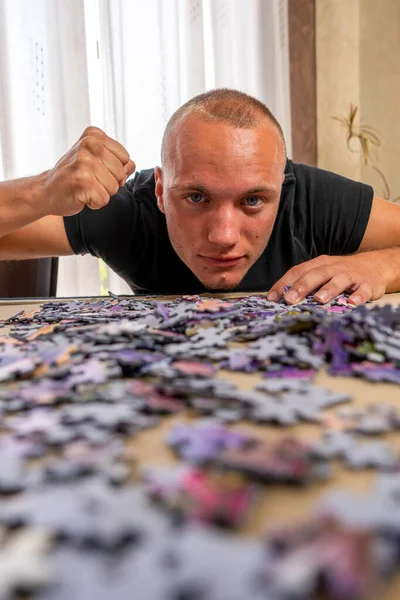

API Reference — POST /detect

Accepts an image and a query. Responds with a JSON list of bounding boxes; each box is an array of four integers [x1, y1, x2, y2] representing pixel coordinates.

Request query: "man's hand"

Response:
[[43, 127, 136, 216], [267, 252, 392, 306]]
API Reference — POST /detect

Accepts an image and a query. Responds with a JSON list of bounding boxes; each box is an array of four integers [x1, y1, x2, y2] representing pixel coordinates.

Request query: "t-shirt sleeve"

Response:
[[63, 183, 142, 284], [292, 163, 374, 256]]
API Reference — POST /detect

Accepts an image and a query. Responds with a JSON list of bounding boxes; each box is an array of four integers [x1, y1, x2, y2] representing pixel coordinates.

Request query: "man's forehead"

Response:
[[163, 115, 285, 180], [167, 113, 281, 153], [172, 113, 279, 144]]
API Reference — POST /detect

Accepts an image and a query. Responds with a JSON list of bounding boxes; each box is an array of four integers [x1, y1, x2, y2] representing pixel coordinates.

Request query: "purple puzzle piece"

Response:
[[166, 421, 249, 464]]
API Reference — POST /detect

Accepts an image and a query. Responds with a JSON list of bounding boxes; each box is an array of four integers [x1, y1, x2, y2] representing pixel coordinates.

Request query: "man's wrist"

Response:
[[29, 171, 51, 219], [379, 247, 400, 293], [361, 247, 400, 294]]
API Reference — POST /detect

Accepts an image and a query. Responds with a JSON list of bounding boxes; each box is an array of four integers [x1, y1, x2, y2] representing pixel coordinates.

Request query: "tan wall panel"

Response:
[[359, 0, 400, 201], [316, 0, 361, 180], [317, 0, 400, 202]]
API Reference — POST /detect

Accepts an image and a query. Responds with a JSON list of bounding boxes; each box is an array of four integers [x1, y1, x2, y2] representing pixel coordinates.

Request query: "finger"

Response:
[[76, 177, 110, 210], [78, 126, 105, 142], [313, 272, 356, 304], [348, 282, 374, 306], [267, 256, 332, 302], [284, 265, 353, 305], [93, 164, 121, 199], [347, 283, 358, 294], [100, 148, 127, 185], [267, 267, 308, 302], [102, 135, 131, 166], [124, 159, 136, 178], [79, 126, 133, 171], [269, 265, 329, 304]]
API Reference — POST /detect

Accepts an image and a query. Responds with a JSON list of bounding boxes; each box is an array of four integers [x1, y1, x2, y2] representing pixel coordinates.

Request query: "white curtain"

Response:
[[0, 0, 102, 296], [209, 0, 292, 150], [0, 0, 291, 297], [98, 0, 291, 172]]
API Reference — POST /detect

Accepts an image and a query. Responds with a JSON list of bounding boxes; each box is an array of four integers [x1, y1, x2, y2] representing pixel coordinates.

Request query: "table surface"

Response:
[[2, 292, 400, 599]]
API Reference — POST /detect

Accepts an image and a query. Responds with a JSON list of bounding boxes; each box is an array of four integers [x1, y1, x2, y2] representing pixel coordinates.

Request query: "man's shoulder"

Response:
[[126, 168, 156, 194], [286, 159, 365, 191]]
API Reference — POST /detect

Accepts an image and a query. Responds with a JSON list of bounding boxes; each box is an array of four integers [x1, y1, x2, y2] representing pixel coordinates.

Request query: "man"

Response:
[[1, 88, 400, 305]]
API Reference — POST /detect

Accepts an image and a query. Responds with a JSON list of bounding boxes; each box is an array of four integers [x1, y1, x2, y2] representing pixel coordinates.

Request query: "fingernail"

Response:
[[285, 290, 298, 303], [348, 294, 362, 306], [267, 291, 278, 302], [315, 290, 329, 303]]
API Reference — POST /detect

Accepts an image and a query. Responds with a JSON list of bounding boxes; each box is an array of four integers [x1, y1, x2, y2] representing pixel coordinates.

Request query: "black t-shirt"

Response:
[[63, 160, 374, 294]]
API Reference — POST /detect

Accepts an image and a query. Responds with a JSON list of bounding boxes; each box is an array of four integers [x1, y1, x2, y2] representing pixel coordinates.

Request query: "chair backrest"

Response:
[[0, 258, 58, 298]]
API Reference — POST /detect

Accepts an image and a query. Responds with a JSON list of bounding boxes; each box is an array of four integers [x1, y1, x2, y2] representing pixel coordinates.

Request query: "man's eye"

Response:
[[244, 196, 261, 207], [188, 193, 204, 204]]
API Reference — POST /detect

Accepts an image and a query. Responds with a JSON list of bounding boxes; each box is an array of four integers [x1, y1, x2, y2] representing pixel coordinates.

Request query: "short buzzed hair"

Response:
[[161, 88, 286, 165]]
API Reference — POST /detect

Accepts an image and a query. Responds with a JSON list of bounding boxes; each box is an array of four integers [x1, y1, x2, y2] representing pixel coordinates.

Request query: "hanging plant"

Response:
[[333, 104, 400, 202]]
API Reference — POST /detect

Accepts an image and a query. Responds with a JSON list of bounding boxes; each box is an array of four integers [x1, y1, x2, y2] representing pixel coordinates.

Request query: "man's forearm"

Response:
[[0, 172, 48, 239]]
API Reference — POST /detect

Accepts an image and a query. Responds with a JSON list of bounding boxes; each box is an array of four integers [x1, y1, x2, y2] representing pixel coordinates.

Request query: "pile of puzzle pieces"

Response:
[[1, 292, 400, 598]]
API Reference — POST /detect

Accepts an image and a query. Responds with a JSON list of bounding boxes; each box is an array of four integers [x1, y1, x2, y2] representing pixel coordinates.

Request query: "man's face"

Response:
[[155, 114, 285, 290]]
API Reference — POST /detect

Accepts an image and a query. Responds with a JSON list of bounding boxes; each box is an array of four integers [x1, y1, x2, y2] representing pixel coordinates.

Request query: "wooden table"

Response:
[[2, 293, 400, 599]]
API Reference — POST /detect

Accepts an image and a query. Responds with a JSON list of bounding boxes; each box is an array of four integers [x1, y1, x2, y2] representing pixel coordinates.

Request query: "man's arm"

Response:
[[357, 196, 400, 251], [0, 174, 47, 239], [0, 216, 73, 259], [0, 126, 135, 259], [267, 196, 400, 306]]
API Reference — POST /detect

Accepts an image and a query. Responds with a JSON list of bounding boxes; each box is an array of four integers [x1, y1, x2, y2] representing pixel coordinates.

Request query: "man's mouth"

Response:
[[199, 255, 244, 267]]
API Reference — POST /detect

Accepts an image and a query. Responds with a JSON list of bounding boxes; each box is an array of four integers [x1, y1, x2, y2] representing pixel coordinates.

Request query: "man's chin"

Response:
[[196, 273, 244, 291]]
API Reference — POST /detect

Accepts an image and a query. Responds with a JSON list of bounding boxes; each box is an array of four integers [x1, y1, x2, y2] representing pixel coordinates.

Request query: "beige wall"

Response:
[[317, 0, 400, 200], [359, 0, 400, 200], [316, 0, 361, 181]]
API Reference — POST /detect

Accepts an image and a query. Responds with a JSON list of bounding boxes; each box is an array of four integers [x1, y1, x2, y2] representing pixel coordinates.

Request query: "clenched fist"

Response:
[[43, 127, 136, 216]]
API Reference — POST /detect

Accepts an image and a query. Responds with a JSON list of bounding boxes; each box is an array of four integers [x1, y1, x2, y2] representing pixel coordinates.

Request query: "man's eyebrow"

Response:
[[169, 183, 278, 195], [169, 184, 209, 193], [244, 186, 278, 195]]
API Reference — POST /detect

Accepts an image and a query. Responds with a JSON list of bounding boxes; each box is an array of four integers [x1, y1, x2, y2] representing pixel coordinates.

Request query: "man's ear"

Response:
[[154, 166, 165, 213]]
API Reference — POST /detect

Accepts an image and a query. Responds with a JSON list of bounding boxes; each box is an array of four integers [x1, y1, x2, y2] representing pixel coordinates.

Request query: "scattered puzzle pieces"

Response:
[[142, 464, 258, 528], [0, 292, 400, 598]]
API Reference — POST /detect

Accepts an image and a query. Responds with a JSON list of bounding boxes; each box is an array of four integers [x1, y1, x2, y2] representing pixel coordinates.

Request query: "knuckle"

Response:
[[114, 166, 126, 183], [359, 280, 372, 290], [74, 152, 92, 170], [79, 136, 103, 156], [315, 254, 329, 263], [342, 270, 354, 283], [99, 185, 111, 202], [363, 281, 381, 299], [99, 196, 110, 209], [82, 126, 104, 139], [290, 265, 306, 279], [91, 192, 109, 209], [291, 284, 306, 297], [120, 149, 130, 164], [109, 180, 120, 196], [74, 171, 92, 190], [318, 286, 333, 297], [90, 202, 103, 211], [376, 286, 385, 299], [312, 266, 328, 280]]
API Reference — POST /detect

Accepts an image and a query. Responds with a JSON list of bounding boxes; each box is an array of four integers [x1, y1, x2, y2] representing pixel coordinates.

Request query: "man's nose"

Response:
[[206, 207, 240, 247]]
